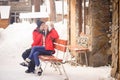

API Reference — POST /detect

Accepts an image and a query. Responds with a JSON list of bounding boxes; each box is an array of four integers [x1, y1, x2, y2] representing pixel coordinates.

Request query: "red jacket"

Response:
[[45, 28, 59, 50], [31, 29, 43, 47], [31, 28, 59, 51]]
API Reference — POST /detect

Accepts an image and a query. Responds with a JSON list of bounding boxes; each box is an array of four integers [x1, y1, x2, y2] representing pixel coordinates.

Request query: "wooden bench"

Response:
[[69, 33, 89, 66], [39, 39, 69, 80]]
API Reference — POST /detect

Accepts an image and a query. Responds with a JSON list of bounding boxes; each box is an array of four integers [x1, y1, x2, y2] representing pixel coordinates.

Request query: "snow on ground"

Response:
[[0, 21, 114, 80]]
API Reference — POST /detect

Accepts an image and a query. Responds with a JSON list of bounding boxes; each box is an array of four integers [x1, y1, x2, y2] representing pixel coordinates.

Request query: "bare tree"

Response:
[[34, 0, 41, 12], [33, 0, 41, 21], [49, 0, 56, 21]]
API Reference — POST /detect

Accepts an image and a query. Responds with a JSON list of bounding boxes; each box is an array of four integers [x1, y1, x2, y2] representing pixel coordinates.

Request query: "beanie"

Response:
[[36, 20, 44, 28]]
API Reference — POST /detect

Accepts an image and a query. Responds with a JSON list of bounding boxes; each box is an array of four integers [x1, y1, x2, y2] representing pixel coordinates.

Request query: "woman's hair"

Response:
[[45, 21, 54, 31]]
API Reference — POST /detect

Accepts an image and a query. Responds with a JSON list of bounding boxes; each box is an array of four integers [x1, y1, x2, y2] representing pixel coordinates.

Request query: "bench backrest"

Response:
[[54, 39, 68, 52]]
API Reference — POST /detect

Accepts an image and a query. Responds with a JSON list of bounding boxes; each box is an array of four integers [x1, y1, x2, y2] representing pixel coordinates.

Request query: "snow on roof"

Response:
[[44, 0, 67, 15], [55, 1, 67, 15], [0, 6, 11, 19], [19, 12, 49, 19]]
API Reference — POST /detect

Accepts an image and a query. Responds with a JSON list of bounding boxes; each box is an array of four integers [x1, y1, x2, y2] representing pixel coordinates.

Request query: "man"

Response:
[[20, 20, 45, 73]]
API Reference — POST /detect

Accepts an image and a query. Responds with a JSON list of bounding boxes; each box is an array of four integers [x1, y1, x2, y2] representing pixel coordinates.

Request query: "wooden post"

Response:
[[62, 0, 64, 24], [117, 0, 120, 79], [68, 0, 82, 56], [111, 0, 120, 79], [69, 0, 77, 57]]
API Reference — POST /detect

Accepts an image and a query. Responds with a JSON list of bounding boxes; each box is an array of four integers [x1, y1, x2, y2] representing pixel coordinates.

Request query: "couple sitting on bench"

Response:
[[20, 20, 59, 76]]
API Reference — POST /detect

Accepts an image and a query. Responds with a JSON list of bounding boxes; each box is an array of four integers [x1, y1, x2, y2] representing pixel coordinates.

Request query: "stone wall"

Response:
[[88, 0, 111, 67]]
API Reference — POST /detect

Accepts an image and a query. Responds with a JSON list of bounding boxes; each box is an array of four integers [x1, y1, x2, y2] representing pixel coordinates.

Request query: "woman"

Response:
[[24, 21, 59, 75]]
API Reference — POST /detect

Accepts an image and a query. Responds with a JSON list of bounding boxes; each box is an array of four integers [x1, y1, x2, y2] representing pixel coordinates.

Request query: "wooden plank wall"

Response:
[[0, 19, 9, 29]]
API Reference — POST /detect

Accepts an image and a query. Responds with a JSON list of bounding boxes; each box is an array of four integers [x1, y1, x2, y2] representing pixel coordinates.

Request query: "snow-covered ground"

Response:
[[0, 21, 114, 80]]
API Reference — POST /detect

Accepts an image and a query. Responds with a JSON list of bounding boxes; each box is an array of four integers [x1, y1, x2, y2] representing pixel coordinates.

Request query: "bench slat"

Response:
[[39, 55, 62, 62], [55, 39, 67, 45], [54, 44, 66, 52]]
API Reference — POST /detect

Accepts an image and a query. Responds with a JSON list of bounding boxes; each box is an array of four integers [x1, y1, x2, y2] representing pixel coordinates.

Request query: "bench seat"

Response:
[[39, 55, 63, 62]]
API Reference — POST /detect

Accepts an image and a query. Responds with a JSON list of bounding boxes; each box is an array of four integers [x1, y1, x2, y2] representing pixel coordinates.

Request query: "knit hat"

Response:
[[36, 20, 44, 28]]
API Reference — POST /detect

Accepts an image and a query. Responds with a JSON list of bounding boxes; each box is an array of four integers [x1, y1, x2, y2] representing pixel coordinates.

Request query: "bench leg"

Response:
[[85, 52, 88, 66], [53, 62, 69, 80], [43, 62, 48, 71], [53, 62, 62, 75], [52, 62, 62, 74], [40, 61, 48, 77], [61, 64, 69, 80]]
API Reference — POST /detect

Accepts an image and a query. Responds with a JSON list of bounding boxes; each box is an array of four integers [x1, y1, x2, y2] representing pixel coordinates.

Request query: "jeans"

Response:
[[28, 46, 52, 66]]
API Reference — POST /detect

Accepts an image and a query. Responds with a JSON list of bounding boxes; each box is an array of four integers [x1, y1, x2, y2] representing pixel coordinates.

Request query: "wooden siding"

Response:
[[0, 19, 9, 29]]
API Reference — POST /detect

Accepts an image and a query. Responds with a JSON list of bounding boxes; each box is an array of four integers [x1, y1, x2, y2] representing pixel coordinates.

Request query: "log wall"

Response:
[[111, 0, 120, 79]]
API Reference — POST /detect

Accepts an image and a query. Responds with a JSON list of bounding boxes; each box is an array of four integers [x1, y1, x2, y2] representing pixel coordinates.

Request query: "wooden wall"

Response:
[[88, 0, 111, 67], [111, 0, 120, 79], [0, 19, 9, 29]]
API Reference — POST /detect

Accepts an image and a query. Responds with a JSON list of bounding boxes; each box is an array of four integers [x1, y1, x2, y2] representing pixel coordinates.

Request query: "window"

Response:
[[0, 1, 8, 5], [10, 0, 19, 1]]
